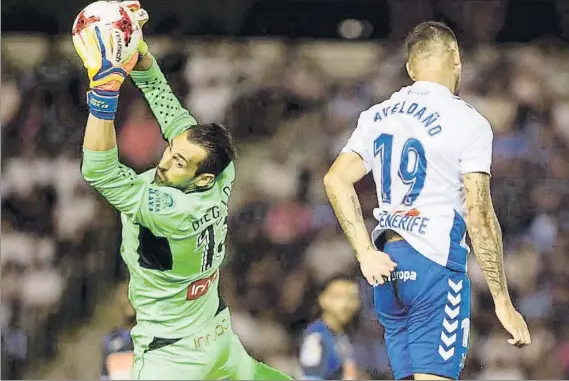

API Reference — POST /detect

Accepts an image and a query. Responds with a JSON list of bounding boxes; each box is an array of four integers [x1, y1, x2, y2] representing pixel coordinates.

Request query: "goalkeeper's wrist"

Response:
[[132, 52, 154, 72], [87, 89, 119, 120]]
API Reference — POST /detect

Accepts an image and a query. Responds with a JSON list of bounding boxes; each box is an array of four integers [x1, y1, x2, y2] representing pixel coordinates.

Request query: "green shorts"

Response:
[[131, 308, 255, 380]]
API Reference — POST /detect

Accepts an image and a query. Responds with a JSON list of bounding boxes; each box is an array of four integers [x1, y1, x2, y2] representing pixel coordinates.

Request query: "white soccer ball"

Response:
[[72, 1, 142, 65]]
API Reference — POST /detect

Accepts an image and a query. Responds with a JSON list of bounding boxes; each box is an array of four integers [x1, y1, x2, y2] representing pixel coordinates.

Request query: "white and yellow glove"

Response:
[[120, 1, 150, 57], [72, 2, 145, 120]]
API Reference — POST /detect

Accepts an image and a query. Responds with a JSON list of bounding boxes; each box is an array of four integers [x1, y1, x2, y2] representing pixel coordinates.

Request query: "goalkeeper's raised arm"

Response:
[[130, 50, 197, 141], [118, 0, 197, 140]]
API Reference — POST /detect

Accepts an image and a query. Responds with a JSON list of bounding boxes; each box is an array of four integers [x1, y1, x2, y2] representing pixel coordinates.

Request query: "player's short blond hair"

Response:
[[404, 21, 458, 64]]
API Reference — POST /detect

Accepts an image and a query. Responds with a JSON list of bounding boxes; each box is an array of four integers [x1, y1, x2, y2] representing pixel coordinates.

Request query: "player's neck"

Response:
[[411, 56, 456, 94], [412, 64, 455, 94], [414, 76, 454, 94], [321, 312, 345, 333]]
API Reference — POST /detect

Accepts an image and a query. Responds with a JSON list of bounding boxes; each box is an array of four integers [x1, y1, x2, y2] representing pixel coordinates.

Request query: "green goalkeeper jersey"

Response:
[[82, 57, 234, 339]]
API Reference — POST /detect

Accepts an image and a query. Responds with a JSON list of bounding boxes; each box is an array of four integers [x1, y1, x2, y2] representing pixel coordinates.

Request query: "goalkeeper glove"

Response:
[[120, 1, 150, 58], [72, 23, 139, 120]]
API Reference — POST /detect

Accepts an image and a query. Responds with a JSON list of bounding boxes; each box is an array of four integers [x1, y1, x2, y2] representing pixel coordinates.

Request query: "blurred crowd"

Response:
[[1, 41, 123, 378], [2, 35, 569, 379]]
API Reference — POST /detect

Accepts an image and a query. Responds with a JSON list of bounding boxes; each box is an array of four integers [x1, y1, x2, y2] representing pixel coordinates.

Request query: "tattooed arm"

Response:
[[323, 152, 372, 255], [324, 152, 396, 285], [463, 172, 510, 302], [463, 172, 531, 346]]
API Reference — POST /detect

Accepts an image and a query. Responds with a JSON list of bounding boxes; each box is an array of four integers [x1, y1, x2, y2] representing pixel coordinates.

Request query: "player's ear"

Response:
[[406, 61, 415, 81], [450, 44, 461, 68], [195, 173, 215, 188], [454, 52, 462, 70], [318, 293, 326, 309]]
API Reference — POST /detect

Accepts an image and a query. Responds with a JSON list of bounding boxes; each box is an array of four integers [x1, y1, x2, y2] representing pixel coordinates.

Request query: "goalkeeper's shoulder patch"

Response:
[[147, 188, 175, 213]]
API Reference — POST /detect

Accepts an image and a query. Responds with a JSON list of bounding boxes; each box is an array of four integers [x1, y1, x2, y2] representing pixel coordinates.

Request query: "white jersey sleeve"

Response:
[[459, 120, 493, 175], [340, 112, 373, 174]]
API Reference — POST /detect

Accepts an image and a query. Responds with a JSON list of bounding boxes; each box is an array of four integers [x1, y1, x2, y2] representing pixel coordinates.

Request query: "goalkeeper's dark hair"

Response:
[[188, 123, 237, 177], [404, 21, 457, 63]]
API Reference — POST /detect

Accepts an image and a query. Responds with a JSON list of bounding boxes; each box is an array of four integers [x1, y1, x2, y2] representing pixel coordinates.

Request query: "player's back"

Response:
[[342, 81, 493, 272], [120, 162, 235, 339]]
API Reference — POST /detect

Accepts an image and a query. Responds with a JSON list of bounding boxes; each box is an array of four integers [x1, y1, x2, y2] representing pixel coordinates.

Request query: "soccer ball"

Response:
[[72, 1, 142, 65]]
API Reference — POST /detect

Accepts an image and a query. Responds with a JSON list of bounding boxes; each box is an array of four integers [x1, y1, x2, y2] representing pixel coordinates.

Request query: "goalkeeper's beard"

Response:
[[154, 169, 198, 192], [154, 168, 167, 185]]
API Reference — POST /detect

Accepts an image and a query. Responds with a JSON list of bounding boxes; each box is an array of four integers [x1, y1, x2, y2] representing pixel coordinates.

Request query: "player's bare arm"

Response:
[[463, 173, 507, 300], [464, 172, 531, 347], [324, 152, 370, 253], [324, 152, 397, 285], [84, 114, 117, 152]]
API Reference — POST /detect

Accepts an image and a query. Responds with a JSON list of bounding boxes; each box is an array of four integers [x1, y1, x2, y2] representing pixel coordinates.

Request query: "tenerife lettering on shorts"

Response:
[[193, 317, 229, 349], [377, 211, 430, 235], [373, 102, 442, 136]]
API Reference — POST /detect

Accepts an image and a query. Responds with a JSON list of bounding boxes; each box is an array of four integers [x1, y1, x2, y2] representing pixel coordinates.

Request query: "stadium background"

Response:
[[2, 0, 569, 379]]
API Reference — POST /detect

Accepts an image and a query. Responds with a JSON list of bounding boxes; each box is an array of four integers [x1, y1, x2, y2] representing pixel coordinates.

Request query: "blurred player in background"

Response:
[[323, 21, 531, 380], [72, 1, 293, 379], [300, 275, 360, 380], [101, 304, 135, 380]]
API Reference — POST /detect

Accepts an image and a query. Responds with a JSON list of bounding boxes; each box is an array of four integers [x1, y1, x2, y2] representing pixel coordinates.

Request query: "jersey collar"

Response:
[[410, 81, 453, 97], [186, 182, 215, 194]]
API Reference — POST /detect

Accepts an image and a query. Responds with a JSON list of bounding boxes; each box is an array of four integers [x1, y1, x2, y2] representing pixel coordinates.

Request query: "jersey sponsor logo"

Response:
[[387, 270, 417, 282], [300, 333, 322, 367], [186, 270, 218, 300], [395, 208, 420, 217], [372, 102, 442, 136], [193, 317, 229, 349], [147, 188, 174, 213], [376, 210, 430, 235]]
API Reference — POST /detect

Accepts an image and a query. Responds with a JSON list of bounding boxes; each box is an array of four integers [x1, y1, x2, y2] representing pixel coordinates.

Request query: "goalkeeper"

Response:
[[73, 2, 294, 379]]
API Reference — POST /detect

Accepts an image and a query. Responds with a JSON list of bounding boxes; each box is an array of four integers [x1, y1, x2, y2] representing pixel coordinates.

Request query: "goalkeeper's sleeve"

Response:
[[130, 56, 197, 141], [82, 147, 194, 237]]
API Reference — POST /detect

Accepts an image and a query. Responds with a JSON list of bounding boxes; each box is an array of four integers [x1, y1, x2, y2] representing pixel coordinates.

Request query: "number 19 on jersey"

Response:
[[374, 133, 428, 207]]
